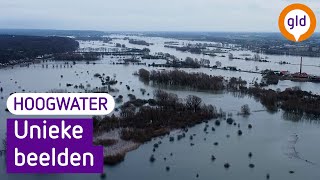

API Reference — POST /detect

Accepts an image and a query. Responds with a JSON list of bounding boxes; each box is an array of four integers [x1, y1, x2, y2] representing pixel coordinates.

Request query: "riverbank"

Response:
[[94, 130, 141, 165]]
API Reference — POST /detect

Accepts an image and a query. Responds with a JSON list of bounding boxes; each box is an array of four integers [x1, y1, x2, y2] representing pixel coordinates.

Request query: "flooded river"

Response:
[[0, 35, 320, 180]]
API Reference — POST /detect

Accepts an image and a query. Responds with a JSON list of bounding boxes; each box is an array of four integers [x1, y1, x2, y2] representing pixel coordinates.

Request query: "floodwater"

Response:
[[110, 35, 320, 75], [0, 35, 320, 180]]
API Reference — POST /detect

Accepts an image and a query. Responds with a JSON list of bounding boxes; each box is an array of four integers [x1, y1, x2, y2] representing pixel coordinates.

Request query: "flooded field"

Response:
[[110, 35, 320, 75], [1, 35, 320, 180]]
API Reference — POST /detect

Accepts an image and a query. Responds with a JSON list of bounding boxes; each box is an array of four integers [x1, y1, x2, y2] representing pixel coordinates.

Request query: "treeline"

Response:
[[94, 90, 220, 143], [0, 29, 105, 37], [165, 45, 203, 54], [263, 49, 320, 57], [149, 57, 202, 68], [76, 36, 112, 42], [0, 35, 79, 64], [138, 69, 320, 117], [128, 39, 151, 46], [53, 52, 99, 61], [247, 87, 320, 116], [139, 69, 246, 91]]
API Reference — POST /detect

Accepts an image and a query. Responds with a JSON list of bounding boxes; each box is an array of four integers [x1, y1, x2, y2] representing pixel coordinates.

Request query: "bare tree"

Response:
[[139, 68, 150, 82], [186, 95, 202, 112], [241, 104, 251, 115], [154, 89, 169, 103]]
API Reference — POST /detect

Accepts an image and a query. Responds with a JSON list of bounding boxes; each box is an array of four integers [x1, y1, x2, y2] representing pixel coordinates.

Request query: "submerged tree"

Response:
[[186, 95, 202, 112], [241, 104, 251, 115]]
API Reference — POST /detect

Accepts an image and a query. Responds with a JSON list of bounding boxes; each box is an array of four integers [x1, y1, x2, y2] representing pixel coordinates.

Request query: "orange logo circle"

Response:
[[278, 3, 316, 42]]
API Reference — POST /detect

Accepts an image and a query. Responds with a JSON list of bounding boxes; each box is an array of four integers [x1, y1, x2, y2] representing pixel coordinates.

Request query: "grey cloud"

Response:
[[0, 0, 318, 32]]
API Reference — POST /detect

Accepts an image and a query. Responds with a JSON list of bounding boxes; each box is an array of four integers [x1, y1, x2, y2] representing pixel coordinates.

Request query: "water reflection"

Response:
[[283, 111, 320, 123]]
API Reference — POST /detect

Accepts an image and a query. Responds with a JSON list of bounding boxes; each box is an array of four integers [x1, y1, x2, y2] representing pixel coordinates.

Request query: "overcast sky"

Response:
[[0, 0, 319, 32]]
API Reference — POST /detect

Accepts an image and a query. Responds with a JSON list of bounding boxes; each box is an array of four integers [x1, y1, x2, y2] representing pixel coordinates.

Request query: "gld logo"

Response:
[[278, 3, 316, 42]]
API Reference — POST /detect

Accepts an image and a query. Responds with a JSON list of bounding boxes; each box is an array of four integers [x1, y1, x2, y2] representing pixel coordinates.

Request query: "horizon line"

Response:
[[0, 28, 286, 33]]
